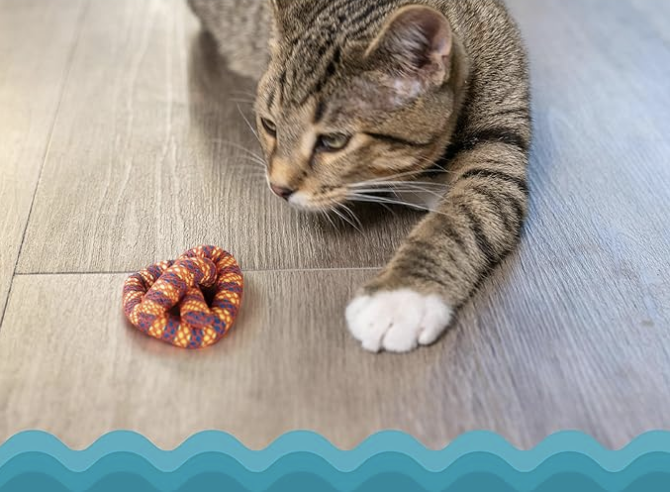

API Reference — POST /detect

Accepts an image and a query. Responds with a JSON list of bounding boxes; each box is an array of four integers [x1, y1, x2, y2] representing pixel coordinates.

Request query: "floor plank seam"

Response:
[[0, 0, 90, 331], [13, 266, 381, 277]]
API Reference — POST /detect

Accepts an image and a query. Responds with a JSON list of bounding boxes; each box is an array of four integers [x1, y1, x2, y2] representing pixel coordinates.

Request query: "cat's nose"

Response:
[[270, 184, 295, 200]]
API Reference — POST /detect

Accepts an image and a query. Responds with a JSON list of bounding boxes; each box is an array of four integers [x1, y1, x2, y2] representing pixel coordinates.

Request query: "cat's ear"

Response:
[[366, 5, 453, 87]]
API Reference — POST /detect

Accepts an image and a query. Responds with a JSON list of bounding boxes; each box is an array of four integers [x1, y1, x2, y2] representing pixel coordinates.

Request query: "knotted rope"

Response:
[[123, 246, 243, 349]]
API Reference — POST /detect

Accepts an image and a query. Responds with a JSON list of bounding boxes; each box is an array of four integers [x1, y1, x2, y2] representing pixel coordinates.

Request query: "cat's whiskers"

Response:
[[318, 210, 338, 230], [351, 177, 447, 187], [352, 185, 445, 200], [361, 169, 432, 184], [351, 180, 447, 191], [231, 89, 257, 98], [351, 178, 447, 198], [231, 166, 267, 178], [236, 104, 261, 144], [236, 155, 268, 169], [347, 192, 450, 217], [332, 206, 363, 233], [230, 98, 256, 105], [339, 203, 363, 231], [212, 139, 265, 159], [230, 162, 266, 179], [214, 140, 268, 170], [351, 167, 449, 189]]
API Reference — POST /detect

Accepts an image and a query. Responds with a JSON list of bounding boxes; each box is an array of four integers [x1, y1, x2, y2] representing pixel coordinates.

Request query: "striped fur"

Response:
[[190, 0, 531, 350]]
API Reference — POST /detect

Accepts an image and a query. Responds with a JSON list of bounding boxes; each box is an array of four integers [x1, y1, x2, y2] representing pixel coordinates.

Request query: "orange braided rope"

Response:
[[122, 246, 243, 349]]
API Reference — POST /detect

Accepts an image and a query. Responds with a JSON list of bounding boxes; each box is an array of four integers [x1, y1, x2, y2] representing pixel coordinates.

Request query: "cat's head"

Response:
[[255, 2, 460, 210]]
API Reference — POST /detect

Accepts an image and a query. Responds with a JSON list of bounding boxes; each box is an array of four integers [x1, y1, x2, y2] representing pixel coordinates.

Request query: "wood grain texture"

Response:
[[16, 0, 415, 275], [0, 0, 85, 319], [0, 0, 669, 450], [1, 269, 669, 450], [508, 0, 670, 338]]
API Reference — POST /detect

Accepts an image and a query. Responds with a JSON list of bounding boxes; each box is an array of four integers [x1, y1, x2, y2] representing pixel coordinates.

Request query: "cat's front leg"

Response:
[[346, 222, 459, 353], [347, 142, 529, 353]]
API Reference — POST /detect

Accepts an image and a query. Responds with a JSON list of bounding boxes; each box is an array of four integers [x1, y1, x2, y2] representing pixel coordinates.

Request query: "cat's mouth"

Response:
[[286, 190, 349, 212], [283, 186, 403, 214], [283, 183, 445, 216]]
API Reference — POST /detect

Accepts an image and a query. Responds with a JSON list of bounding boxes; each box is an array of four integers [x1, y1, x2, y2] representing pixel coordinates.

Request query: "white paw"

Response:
[[346, 289, 453, 353]]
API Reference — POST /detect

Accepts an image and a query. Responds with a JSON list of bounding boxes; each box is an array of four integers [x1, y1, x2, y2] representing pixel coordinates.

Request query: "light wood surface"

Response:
[[0, 0, 85, 320], [1, 0, 669, 449], [3, 270, 669, 450]]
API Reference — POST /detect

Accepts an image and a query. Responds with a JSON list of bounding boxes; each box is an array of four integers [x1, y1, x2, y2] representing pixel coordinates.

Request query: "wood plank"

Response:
[[0, 0, 85, 320], [505, 0, 670, 346], [1, 269, 669, 449], [2, 0, 669, 451], [16, 0, 415, 275]]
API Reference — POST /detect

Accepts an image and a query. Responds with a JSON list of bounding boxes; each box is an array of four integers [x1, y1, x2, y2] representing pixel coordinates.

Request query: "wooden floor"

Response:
[[1, 0, 669, 449]]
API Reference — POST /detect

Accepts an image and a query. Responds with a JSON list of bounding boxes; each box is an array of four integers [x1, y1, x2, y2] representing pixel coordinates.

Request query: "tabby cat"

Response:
[[189, 0, 531, 353]]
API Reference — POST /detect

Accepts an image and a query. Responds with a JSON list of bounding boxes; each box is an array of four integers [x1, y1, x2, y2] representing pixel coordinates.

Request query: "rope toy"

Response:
[[122, 246, 243, 349]]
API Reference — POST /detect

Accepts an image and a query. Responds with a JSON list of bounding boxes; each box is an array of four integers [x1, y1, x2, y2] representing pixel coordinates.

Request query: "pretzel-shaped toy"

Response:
[[123, 246, 243, 349]]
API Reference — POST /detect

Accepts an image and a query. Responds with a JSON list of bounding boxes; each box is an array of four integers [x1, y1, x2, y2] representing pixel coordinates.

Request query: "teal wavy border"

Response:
[[1, 431, 670, 492], [3, 431, 670, 472]]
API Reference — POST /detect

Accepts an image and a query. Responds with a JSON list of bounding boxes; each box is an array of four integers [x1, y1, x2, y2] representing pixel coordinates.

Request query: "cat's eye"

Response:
[[317, 133, 351, 152], [260, 117, 277, 137]]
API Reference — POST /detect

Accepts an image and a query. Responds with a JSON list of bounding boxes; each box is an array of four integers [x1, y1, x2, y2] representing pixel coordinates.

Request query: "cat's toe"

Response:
[[345, 289, 453, 353]]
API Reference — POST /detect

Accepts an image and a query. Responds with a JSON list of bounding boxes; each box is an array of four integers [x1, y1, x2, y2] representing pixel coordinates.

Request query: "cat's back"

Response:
[[188, 0, 526, 84], [431, 0, 526, 61], [188, 0, 270, 79]]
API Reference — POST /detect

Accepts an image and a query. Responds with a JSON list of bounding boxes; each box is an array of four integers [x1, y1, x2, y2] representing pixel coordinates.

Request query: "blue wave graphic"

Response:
[[1, 431, 670, 492]]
